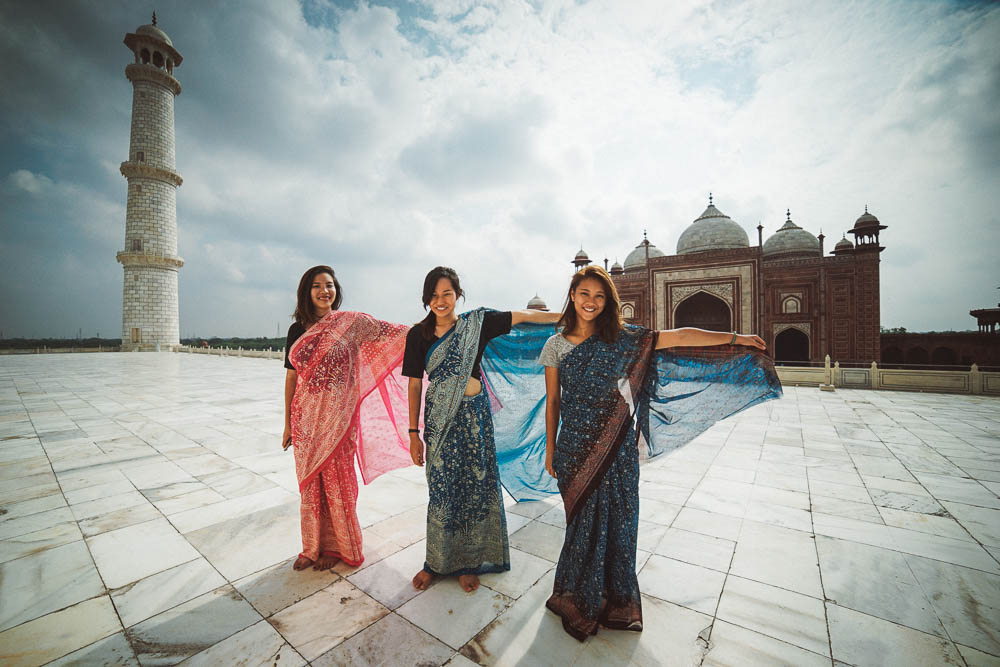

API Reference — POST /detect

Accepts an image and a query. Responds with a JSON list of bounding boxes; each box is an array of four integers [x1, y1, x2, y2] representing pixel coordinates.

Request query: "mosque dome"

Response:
[[832, 235, 854, 255], [610, 259, 624, 275], [574, 247, 590, 263], [676, 196, 749, 255], [136, 23, 173, 46], [526, 294, 548, 311], [853, 206, 881, 230], [763, 210, 820, 258], [623, 237, 666, 270]]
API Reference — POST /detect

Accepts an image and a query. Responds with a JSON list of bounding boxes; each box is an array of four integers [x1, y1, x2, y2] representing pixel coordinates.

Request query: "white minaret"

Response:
[[117, 14, 184, 351]]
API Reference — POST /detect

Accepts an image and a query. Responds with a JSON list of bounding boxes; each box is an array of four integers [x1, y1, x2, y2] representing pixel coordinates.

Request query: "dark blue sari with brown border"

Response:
[[544, 325, 782, 640]]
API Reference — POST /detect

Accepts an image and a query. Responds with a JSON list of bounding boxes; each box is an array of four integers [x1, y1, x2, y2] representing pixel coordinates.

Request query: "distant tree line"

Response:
[[0, 337, 120, 350]]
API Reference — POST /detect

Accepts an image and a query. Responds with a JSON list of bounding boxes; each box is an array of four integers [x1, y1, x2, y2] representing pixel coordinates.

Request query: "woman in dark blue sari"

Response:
[[539, 265, 781, 640], [404, 267, 560, 593]]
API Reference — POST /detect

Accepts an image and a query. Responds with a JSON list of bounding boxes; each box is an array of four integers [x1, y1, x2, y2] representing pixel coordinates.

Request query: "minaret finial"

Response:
[[786, 208, 791, 221], [709, 192, 713, 206], [152, 11, 157, 26], [865, 203, 868, 213], [643, 228, 648, 242]]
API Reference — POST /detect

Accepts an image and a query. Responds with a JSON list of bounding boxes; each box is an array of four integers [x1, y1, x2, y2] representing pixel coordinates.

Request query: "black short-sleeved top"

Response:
[[284, 322, 306, 370], [402, 311, 512, 380]]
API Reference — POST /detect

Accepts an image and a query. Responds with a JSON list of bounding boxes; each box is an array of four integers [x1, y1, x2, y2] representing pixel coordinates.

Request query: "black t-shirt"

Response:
[[402, 311, 512, 380], [284, 322, 306, 370]]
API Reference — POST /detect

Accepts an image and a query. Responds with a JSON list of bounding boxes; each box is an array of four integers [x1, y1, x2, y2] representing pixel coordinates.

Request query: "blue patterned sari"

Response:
[[422, 309, 510, 576], [545, 325, 782, 640]]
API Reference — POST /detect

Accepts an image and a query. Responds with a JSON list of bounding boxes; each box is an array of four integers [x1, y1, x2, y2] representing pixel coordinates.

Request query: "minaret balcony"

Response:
[[120, 161, 183, 187], [116, 250, 184, 269], [125, 63, 181, 95]]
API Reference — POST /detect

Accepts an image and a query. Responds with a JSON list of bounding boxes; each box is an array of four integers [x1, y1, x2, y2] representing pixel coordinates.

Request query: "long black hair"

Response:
[[419, 266, 464, 340], [292, 265, 343, 327], [557, 265, 623, 343]]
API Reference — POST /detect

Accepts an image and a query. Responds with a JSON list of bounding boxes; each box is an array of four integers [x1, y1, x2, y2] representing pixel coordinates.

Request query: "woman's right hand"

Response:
[[281, 425, 292, 451], [409, 433, 425, 466], [545, 451, 557, 479]]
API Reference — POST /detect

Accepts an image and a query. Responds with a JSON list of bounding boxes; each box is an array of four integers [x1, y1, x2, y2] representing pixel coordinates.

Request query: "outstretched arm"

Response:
[[655, 328, 766, 351], [511, 309, 562, 326], [544, 366, 560, 478]]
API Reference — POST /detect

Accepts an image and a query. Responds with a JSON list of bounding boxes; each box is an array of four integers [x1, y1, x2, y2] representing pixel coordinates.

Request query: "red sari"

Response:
[[289, 310, 411, 565]]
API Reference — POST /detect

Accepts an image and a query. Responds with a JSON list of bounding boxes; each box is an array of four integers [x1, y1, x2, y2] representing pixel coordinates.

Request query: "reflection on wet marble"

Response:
[[110, 557, 226, 628], [233, 557, 340, 618], [0, 595, 121, 667], [185, 501, 300, 580], [313, 612, 452, 667], [87, 518, 201, 589], [180, 619, 304, 667], [827, 603, 964, 667], [47, 631, 139, 666]]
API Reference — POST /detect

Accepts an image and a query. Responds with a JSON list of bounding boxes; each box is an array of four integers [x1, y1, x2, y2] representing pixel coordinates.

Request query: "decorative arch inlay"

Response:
[[671, 283, 734, 310], [773, 322, 811, 337]]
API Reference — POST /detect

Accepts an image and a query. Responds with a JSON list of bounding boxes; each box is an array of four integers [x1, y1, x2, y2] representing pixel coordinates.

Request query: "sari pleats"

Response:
[[424, 391, 509, 575], [298, 435, 363, 565]]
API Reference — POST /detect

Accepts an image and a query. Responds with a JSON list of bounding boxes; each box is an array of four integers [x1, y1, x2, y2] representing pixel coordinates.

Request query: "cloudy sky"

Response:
[[1, 0, 997, 339]]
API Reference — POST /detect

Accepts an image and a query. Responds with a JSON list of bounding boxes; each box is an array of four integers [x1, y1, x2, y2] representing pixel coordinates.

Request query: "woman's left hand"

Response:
[[736, 334, 766, 350]]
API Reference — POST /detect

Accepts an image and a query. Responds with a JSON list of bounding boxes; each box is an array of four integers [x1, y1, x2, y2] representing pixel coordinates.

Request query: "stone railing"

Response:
[[176, 345, 284, 360], [777, 356, 1000, 396]]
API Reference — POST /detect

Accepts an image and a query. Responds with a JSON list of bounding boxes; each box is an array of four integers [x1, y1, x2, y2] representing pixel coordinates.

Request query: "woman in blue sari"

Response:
[[540, 265, 780, 640], [404, 267, 560, 593]]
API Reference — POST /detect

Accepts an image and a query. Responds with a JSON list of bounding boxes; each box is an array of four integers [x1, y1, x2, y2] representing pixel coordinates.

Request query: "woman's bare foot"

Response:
[[458, 574, 480, 593], [292, 556, 313, 571], [412, 570, 432, 590], [314, 554, 339, 570]]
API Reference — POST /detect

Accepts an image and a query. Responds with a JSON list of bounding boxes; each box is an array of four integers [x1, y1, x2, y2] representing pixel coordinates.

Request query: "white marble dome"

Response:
[[763, 212, 820, 257], [623, 239, 666, 270], [136, 24, 173, 46], [526, 294, 548, 310], [676, 201, 749, 254]]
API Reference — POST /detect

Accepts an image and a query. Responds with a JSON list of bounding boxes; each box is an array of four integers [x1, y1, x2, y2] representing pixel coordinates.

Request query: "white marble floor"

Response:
[[1, 353, 999, 666]]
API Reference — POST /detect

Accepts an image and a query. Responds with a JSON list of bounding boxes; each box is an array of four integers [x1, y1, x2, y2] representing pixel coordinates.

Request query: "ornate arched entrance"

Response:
[[774, 327, 810, 362], [673, 291, 732, 332]]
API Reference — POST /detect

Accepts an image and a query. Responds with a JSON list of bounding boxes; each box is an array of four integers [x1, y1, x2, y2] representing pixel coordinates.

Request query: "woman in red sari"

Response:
[[282, 265, 412, 571]]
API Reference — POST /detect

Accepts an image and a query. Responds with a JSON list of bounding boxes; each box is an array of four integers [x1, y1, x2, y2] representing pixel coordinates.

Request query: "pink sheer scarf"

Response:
[[289, 310, 413, 490]]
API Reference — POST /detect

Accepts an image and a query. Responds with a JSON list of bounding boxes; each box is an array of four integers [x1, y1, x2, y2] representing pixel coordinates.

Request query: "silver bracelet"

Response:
[[729, 331, 737, 344]]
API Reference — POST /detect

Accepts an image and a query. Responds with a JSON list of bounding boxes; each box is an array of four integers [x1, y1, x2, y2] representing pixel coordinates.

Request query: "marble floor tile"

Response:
[[506, 496, 562, 520], [0, 492, 66, 521], [811, 494, 882, 522], [461, 570, 588, 667], [397, 578, 511, 650], [816, 536, 944, 636], [536, 505, 566, 529], [56, 467, 129, 492], [366, 505, 428, 548], [346, 540, 428, 611], [703, 619, 830, 667], [87, 517, 201, 589], [827, 603, 963, 667], [913, 472, 1000, 509], [0, 595, 121, 667], [0, 505, 76, 540], [574, 595, 713, 667], [638, 480, 693, 505], [152, 487, 227, 515], [942, 501, 1000, 547], [878, 505, 974, 541], [180, 619, 304, 667], [123, 460, 197, 491], [125, 585, 263, 665], [509, 520, 564, 563], [885, 524, 1000, 573], [269, 578, 388, 660], [672, 506, 743, 541], [70, 490, 152, 522], [199, 468, 276, 499], [716, 576, 829, 656], [479, 546, 555, 600], [78, 501, 163, 538], [167, 486, 296, 534], [653, 527, 735, 572], [810, 479, 873, 503], [233, 557, 340, 618], [870, 489, 945, 514], [47, 631, 139, 666], [0, 540, 106, 632], [638, 555, 726, 614], [730, 520, 822, 597], [957, 644, 1000, 667], [63, 479, 136, 505], [313, 612, 452, 667], [140, 480, 208, 503], [0, 479, 60, 506], [905, 554, 1000, 655], [184, 500, 300, 581], [743, 500, 813, 532], [110, 557, 226, 627], [0, 520, 82, 564]]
